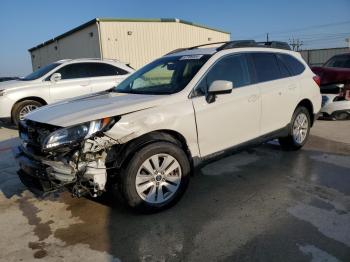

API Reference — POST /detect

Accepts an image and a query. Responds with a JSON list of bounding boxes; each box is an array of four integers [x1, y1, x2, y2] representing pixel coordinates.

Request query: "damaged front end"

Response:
[[14, 118, 119, 198]]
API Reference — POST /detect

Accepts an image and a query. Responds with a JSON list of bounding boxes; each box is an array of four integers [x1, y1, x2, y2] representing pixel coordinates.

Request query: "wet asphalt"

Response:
[[0, 120, 349, 262]]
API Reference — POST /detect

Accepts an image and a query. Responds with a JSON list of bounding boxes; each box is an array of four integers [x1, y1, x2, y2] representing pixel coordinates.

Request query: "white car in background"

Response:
[[0, 58, 134, 125]]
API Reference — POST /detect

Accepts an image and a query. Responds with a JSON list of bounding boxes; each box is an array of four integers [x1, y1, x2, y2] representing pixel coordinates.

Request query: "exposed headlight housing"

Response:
[[0, 89, 6, 96], [42, 117, 116, 150]]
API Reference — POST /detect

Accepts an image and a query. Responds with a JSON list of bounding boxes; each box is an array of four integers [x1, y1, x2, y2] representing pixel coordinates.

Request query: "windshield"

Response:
[[21, 63, 61, 81], [324, 55, 350, 69], [115, 55, 210, 95]]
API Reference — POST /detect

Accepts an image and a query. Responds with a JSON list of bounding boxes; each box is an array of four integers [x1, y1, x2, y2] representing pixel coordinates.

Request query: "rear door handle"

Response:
[[288, 84, 297, 90], [248, 95, 259, 102]]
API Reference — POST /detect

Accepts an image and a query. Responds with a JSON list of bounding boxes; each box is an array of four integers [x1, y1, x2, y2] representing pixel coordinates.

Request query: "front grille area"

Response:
[[18, 120, 60, 155]]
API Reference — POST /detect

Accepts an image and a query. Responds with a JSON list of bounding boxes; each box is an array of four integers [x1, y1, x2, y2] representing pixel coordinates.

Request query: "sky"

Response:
[[0, 0, 349, 76]]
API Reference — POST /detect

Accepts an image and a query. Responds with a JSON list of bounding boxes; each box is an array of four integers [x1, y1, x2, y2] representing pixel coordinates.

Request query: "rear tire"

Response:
[[279, 106, 311, 151], [12, 100, 43, 126], [117, 141, 190, 213]]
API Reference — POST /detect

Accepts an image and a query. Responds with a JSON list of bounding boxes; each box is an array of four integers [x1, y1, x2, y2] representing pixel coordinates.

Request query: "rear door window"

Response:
[[324, 55, 350, 68], [251, 53, 281, 82]]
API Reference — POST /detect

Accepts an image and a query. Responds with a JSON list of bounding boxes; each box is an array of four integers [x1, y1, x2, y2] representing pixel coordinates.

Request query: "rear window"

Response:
[[277, 54, 305, 75], [252, 53, 281, 82], [324, 54, 350, 69]]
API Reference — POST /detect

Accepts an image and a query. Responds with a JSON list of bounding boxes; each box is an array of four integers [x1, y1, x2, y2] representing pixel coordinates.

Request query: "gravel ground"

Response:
[[0, 120, 349, 262]]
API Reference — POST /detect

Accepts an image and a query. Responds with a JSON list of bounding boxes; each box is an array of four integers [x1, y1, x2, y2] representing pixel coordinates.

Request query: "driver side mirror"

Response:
[[206, 80, 233, 103], [50, 73, 61, 83]]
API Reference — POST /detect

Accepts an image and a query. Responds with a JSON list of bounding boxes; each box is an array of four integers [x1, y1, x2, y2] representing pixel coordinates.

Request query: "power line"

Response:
[[268, 31, 350, 39], [276, 33, 350, 43], [246, 20, 350, 39]]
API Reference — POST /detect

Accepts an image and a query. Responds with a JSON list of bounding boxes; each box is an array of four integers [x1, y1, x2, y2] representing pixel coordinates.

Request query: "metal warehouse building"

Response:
[[29, 18, 230, 70]]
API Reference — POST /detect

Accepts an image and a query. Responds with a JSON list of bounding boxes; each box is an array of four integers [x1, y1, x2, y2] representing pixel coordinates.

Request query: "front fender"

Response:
[[104, 100, 200, 160]]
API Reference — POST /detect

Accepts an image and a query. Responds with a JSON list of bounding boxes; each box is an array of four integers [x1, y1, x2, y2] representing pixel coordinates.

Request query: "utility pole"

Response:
[[266, 33, 269, 42], [346, 38, 350, 48], [289, 38, 303, 51]]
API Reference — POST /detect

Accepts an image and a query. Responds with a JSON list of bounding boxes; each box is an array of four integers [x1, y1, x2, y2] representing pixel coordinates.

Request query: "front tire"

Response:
[[118, 141, 190, 213], [12, 100, 43, 126], [279, 106, 311, 151]]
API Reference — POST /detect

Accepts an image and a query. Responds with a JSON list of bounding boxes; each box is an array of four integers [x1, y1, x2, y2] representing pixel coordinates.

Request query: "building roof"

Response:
[[28, 18, 230, 52]]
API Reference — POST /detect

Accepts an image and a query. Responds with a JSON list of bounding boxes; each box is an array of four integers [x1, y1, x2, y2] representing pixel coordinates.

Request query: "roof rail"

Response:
[[61, 58, 123, 63], [166, 48, 189, 55], [256, 41, 291, 50], [166, 40, 291, 56], [187, 41, 230, 50], [166, 41, 229, 55], [217, 40, 291, 51], [216, 40, 257, 51]]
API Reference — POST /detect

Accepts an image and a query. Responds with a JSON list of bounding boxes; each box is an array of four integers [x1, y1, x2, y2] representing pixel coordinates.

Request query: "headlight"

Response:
[[0, 90, 6, 96], [42, 117, 115, 150]]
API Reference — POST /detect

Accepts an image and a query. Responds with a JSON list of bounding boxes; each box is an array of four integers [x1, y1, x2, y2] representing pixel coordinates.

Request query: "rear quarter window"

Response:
[[87, 63, 129, 77], [277, 54, 305, 76]]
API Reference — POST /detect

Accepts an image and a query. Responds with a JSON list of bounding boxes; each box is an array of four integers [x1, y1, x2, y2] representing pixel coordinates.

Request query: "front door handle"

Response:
[[248, 95, 259, 102]]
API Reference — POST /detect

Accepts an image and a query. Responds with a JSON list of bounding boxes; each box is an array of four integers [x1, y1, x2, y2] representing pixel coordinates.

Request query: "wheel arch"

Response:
[[13, 96, 48, 106], [296, 99, 315, 126], [11, 96, 48, 122], [107, 129, 193, 171]]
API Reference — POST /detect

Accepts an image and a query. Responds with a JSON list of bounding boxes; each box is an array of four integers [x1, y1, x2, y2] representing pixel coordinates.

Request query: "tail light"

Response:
[[313, 75, 321, 87]]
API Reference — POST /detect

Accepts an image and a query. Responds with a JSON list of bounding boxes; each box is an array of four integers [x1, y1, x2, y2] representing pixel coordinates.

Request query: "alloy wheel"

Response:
[[135, 153, 182, 204], [292, 112, 309, 144], [19, 105, 38, 120]]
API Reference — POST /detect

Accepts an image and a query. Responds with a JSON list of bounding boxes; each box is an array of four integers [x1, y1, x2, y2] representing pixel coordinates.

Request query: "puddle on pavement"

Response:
[[1, 134, 349, 261]]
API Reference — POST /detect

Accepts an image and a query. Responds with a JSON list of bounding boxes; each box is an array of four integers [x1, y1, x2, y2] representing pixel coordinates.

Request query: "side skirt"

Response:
[[193, 124, 290, 169]]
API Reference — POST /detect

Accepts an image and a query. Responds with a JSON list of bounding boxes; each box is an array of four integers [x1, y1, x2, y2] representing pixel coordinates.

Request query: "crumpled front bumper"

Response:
[[12, 146, 63, 195]]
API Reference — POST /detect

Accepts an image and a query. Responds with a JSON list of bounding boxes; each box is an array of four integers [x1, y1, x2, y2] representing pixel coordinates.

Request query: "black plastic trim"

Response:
[[194, 125, 290, 168]]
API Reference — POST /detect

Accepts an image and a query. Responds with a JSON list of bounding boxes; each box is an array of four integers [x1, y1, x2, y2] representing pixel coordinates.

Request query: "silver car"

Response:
[[0, 58, 134, 125]]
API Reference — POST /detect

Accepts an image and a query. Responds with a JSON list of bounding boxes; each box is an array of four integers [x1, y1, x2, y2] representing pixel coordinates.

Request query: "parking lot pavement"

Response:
[[0, 121, 349, 262]]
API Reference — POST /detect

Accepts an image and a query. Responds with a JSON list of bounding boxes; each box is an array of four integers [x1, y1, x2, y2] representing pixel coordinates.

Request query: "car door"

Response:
[[250, 52, 300, 135], [49, 63, 92, 101], [191, 53, 261, 157], [88, 63, 130, 93]]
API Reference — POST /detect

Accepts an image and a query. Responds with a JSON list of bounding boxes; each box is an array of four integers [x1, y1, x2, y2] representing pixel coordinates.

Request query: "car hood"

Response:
[[0, 79, 36, 91], [25, 92, 166, 127]]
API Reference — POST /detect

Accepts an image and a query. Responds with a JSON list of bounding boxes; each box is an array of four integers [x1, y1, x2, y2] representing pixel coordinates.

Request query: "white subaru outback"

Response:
[[14, 41, 322, 212]]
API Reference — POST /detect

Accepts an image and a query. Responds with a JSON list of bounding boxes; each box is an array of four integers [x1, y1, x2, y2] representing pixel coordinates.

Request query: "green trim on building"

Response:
[[97, 18, 231, 34], [29, 18, 230, 52]]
